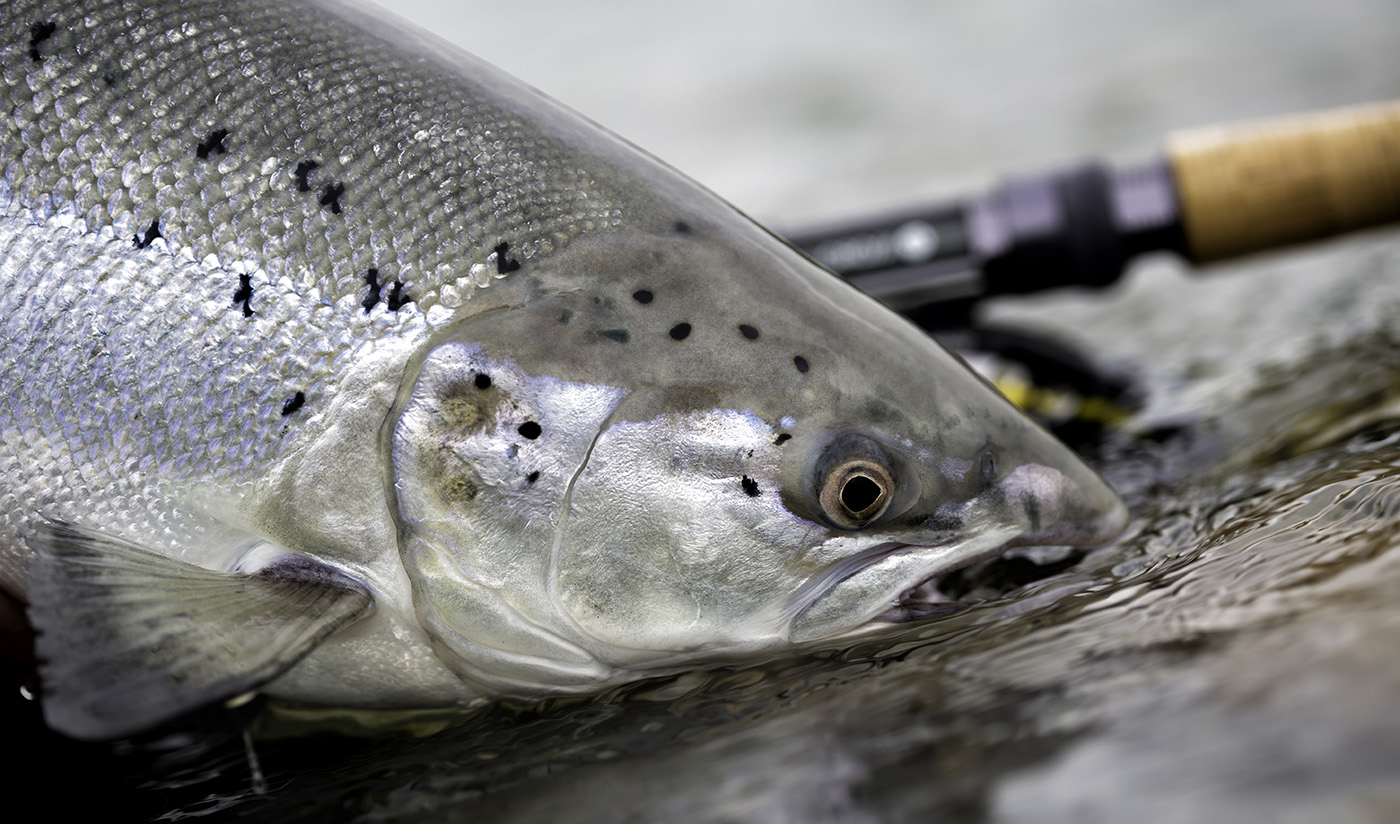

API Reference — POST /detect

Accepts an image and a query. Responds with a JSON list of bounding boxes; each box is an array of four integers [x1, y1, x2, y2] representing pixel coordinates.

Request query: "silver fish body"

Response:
[[0, 0, 1126, 738]]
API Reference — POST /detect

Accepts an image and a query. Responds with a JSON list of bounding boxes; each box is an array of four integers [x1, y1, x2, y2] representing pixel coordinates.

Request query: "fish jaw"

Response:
[[785, 461, 1128, 643]]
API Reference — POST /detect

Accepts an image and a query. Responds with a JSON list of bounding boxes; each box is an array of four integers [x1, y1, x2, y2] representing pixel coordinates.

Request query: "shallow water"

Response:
[[11, 0, 1400, 820]]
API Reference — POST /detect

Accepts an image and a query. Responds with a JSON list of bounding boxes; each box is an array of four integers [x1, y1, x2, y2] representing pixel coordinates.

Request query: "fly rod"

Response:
[[785, 101, 1400, 323]]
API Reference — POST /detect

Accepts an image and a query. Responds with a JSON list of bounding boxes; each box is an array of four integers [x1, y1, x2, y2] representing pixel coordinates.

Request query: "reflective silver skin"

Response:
[[0, 0, 1125, 714]]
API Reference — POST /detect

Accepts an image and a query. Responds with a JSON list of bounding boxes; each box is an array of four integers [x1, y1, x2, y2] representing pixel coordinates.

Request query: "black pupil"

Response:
[[841, 475, 883, 514]]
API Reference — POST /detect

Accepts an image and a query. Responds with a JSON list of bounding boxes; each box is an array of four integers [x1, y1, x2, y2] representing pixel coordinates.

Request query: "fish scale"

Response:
[[0, 0, 623, 587]]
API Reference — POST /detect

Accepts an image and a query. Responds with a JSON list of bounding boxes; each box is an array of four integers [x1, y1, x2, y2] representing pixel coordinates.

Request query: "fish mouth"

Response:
[[782, 462, 1129, 643], [784, 529, 1021, 643], [872, 566, 979, 623]]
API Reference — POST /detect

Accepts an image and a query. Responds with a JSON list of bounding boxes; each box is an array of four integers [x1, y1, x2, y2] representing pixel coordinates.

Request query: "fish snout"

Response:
[[996, 461, 1128, 548]]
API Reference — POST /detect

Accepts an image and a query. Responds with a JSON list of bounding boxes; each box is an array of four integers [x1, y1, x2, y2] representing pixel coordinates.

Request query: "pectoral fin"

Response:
[[27, 521, 373, 740]]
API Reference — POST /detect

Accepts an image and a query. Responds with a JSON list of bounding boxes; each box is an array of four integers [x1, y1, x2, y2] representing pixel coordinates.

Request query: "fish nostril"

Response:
[[980, 447, 998, 486]]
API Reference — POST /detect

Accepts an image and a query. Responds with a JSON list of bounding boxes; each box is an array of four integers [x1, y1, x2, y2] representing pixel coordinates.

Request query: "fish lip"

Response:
[[784, 541, 928, 617], [869, 546, 999, 623], [783, 534, 1016, 641]]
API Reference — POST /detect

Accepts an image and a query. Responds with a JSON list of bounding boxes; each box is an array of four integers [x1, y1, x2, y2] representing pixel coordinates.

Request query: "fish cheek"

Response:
[[389, 343, 629, 690], [554, 408, 819, 653]]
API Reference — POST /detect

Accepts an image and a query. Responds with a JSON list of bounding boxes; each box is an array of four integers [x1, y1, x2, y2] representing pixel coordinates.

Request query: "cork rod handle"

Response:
[[1168, 101, 1400, 263]]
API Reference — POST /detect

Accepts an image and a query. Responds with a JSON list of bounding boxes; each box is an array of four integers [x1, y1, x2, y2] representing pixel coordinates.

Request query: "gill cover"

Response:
[[391, 343, 626, 694]]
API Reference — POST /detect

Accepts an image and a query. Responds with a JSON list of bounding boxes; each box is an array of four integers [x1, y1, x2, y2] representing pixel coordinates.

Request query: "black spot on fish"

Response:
[[739, 324, 759, 340], [526, 470, 540, 484], [598, 328, 630, 344], [281, 391, 305, 416], [557, 309, 573, 325], [28, 21, 56, 62], [674, 220, 691, 234], [669, 323, 692, 341], [386, 280, 412, 311], [741, 475, 761, 497], [632, 289, 653, 304], [233, 274, 254, 317], [319, 182, 345, 214], [294, 160, 319, 192], [132, 218, 161, 249], [794, 355, 809, 374], [361, 268, 381, 313], [195, 128, 229, 160], [775, 433, 792, 445], [474, 373, 492, 390], [494, 242, 521, 274], [518, 421, 542, 440], [102, 72, 116, 87]]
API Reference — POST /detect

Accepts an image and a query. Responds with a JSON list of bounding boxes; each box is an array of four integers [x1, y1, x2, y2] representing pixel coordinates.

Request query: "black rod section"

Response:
[[782, 158, 1188, 315]]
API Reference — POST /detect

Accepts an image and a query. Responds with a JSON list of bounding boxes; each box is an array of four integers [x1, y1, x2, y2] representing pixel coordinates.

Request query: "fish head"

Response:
[[389, 216, 1126, 696]]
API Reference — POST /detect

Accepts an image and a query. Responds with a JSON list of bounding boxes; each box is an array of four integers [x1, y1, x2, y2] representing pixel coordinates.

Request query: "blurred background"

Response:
[[374, 0, 1398, 226]]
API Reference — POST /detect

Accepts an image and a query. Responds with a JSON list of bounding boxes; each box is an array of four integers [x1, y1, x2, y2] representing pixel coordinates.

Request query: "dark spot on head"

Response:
[[557, 309, 573, 325], [319, 182, 345, 214], [281, 391, 305, 417], [474, 373, 492, 390], [775, 433, 792, 445], [598, 328, 630, 344], [102, 72, 116, 87], [386, 280, 412, 311], [195, 128, 229, 160], [794, 355, 809, 374], [442, 474, 479, 504], [526, 470, 540, 484], [739, 324, 759, 340], [669, 323, 692, 341], [494, 242, 521, 274], [632, 289, 653, 304], [132, 218, 161, 249], [294, 160, 319, 192], [233, 274, 254, 317], [518, 421, 542, 440], [361, 268, 381, 313], [741, 475, 761, 497], [674, 220, 691, 234], [864, 398, 896, 422], [28, 21, 56, 62]]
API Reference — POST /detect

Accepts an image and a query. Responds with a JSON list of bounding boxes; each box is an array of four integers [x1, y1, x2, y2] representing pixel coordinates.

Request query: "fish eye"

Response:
[[819, 458, 894, 529]]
